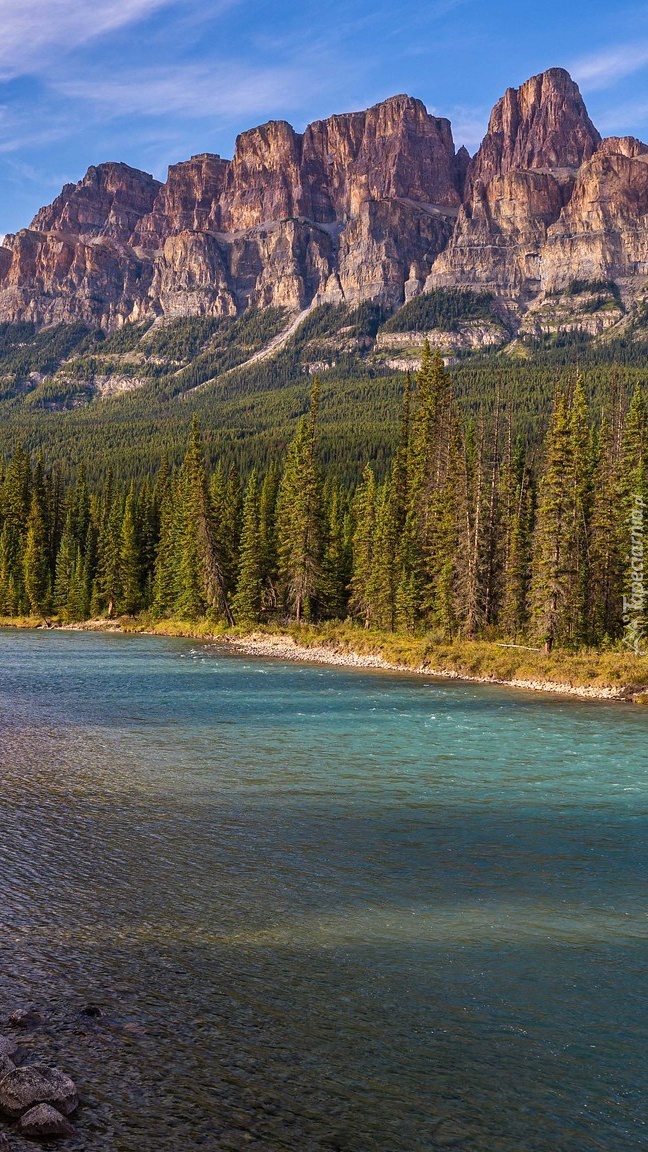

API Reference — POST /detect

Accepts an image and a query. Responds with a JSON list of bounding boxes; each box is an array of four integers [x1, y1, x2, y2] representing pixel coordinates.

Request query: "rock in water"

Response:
[[0, 1038, 17, 1057], [8, 1008, 42, 1029], [17, 1103, 75, 1138], [80, 1002, 104, 1019], [0, 1055, 15, 1078], [0, 1065, 78, 1118], [0, 1133, 9, 1150]]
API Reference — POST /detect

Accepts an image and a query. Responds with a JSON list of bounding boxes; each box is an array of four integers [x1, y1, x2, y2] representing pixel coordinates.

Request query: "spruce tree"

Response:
[[53, 509, 76, 616], [152, 475, 180, 619], [564, 377, 593, 645], [349, 464, 376, 627], [499, 439, 533, 639], [23, 491, 50, 616], [321, 483, 351, 620], [529, 392, 573, 651], [259, 463, 280, 610], [617, 385, 647, 647], [407, 343, 461, 632], [232, 471, 263, 624], [275, 381, 323, 621], [120, 487, 142, 615], [175, 419, 232, 622]]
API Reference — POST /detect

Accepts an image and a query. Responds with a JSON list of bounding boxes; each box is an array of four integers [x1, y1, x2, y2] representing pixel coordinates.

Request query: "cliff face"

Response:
[[429, 68, 603, 297], [0, 94, 461, 327], [1, 70, 648, 332]]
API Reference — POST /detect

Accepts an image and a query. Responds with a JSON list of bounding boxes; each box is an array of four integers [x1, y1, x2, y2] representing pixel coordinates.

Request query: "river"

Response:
[[0, 629, 646, 1151]]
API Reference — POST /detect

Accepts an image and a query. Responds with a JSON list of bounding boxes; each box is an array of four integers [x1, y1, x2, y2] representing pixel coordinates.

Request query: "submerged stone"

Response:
[[8, 1008, 43, 1030]]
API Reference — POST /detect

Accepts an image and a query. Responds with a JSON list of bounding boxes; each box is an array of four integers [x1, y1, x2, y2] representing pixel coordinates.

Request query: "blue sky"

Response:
[[1, 0, 648, 236]]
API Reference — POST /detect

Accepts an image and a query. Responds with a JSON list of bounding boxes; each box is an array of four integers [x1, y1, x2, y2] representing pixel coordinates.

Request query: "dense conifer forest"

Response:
[[1, 343, 645, 652]]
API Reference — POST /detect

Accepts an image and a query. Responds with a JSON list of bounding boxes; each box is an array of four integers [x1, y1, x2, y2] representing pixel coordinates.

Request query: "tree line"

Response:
[[0, 344, 645, 651]]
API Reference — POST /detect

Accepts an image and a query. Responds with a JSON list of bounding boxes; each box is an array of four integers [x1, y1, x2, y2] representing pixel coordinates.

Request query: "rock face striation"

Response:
[[1, 68, 648, 331]]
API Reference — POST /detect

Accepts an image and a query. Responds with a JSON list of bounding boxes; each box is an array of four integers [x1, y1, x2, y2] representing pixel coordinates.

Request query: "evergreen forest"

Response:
[[1, 343, 645, 653]]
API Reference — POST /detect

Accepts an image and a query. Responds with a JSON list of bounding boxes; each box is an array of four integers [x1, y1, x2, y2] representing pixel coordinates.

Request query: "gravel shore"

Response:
[[221, 632, 627, 701]]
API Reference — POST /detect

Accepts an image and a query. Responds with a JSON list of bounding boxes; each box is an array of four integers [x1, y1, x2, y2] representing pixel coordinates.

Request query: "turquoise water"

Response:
[[0, 629, 646, 1151]]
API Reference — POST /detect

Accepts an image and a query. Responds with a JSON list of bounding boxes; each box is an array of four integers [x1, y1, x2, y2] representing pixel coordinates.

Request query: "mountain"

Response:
[[3, 66, 647, 346], [0, 64, 641, 382], [0, 95, 463, 330]]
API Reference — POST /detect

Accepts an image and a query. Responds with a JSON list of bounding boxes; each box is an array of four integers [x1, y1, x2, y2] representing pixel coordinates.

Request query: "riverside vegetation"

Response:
[[1, 344, 647, 693]]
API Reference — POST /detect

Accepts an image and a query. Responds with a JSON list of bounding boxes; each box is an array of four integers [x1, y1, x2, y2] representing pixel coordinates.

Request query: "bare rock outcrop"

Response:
[[1, 69, 648, 335], [31, 162, 161, 242], [0, 93, 463, 328], [133, 153, 229, 250], [540, 138, 648, 294], [0, 229, 154, 328], [430, 68, 602, 299], [465, 67, 600, 194]]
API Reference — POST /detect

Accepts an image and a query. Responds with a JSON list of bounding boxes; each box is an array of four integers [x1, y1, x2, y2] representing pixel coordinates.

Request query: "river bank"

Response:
[[2, 616, 648, 703], [218, 631, 646, 701]]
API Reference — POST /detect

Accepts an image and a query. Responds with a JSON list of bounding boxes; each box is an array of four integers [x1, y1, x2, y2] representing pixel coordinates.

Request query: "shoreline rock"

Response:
[[17, 1104, 75, 1139], [0, 1065, 78, 1120], [220, 633, 629, 702]]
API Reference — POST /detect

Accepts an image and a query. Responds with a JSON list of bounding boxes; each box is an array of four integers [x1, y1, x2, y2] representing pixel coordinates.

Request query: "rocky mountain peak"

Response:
[[1, 68, 647, 334], [467, 67, 601, 194], [30, 162, 162, 243]]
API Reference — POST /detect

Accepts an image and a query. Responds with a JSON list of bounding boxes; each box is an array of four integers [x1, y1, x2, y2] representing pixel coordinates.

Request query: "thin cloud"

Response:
[[0, 0, 178, 79], [56, 61, 319, 122], [571, 42, 648, 91]]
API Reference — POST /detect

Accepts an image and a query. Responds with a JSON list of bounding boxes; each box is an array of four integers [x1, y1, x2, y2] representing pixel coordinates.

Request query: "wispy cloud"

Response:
[[0, 0, 179, 79], [55, 60, 313, 122], [571, 42, 648, 91]]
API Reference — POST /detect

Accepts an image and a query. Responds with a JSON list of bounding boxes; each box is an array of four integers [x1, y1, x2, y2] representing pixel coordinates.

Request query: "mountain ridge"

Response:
[[1, 67, 648, 342]]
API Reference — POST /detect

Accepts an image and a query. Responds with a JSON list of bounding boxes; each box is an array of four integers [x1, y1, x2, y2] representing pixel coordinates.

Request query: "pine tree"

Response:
[[66, 548, 91, 622], [617, 385, 647, 648], [23, 491, 50, 616], [275, 381, 323, 621], [232, 471, 263, 624], [0, 445, 31, 614], [366, 480, 399, 630], [259, 463, 280, 610], [53, 509, 76, 616], [407, 343, 462, 632], [321, 483, 351, 620], [152, 474, 180, 619], [563, 377, 593, 645], [211, 464, 242, 597], [499, 438, 533, 639], [529, 392, 573, 651], [175, 419, 232, 622], [96, 494, 124, 618], [588, 376, 626, 643], [349, 464, 376, 627], [120, 487, 141, 615], [455, 419, 486, 637]]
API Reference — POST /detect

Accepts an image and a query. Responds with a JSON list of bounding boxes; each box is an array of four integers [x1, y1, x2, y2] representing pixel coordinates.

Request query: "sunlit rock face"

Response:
[[429, 68, 603, 299], [1, 69, 648, 331]]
